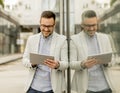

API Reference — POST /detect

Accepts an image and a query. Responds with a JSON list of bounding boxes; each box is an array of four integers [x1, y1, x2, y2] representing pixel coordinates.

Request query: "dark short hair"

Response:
[[82, 10, 97, 22], [40, 11, 56, 21]]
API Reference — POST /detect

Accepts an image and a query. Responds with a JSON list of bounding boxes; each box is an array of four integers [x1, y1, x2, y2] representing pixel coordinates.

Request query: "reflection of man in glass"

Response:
[[70, 10, 115, 93], [23, 11, 68, 93]]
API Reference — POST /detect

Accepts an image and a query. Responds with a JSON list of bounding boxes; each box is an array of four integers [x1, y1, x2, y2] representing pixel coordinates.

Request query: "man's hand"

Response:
[[44, 59, 60, 69], [82, 58, 98, 69]]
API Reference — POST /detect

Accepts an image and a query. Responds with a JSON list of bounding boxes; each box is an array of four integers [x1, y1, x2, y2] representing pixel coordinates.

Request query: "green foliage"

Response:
[[0, 0, 4, 8], [110, 0, 117, 6]]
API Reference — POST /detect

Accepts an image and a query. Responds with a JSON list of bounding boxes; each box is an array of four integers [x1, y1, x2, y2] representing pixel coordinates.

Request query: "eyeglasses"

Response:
[[83, 24, 97, 28], [40, 24, 55, 29]]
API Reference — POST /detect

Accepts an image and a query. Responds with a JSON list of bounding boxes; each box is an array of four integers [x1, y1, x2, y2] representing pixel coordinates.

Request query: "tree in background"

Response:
[[110, 0, 117, 6], [0, 0, 4, 8]]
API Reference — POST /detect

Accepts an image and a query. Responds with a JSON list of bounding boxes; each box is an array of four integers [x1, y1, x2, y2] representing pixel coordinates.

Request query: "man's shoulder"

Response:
[[71, 32, 81, 40], [28, 33, 40, 39], [97, 32, 109, 38], [71, 34, 79, 38], [58, 34, 66, 39], [97, 32, 107, 36], [54, 32, 66, 40]]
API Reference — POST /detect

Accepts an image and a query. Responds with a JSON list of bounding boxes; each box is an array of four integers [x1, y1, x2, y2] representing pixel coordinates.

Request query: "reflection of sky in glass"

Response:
[[4, 0, 18, 5], [41, 0, 56, 11], [96, 0, 110, 3]]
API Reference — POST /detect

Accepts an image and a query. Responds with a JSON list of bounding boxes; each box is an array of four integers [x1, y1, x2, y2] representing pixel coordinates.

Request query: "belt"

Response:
[[87, 88, 112, 93]]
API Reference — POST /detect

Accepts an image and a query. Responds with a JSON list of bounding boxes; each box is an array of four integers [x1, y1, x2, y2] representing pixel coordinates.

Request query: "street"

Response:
[[0, 60, 120, 93]]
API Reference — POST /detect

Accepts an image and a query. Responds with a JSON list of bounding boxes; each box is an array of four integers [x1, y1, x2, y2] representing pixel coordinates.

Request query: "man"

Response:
[[22, 11, 68, 93], [70, 10, 116, 93]]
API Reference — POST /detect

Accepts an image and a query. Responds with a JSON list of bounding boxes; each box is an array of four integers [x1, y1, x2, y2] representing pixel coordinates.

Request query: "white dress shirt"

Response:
[[31, 34, 53, 92]]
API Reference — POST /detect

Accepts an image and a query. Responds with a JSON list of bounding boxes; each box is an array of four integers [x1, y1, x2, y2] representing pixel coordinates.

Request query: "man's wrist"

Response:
[[55, 62, 60, 69], [81, 62, 86, 69]]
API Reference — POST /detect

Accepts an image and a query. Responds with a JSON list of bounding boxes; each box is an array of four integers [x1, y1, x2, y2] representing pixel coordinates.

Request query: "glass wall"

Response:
[[100, 3, 120, 64], [0, 17, 19, 56]]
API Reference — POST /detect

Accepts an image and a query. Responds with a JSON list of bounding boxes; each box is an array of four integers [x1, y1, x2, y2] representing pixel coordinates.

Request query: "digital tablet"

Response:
[[30, 53, 54, 64], [87, 53, 112, 64]]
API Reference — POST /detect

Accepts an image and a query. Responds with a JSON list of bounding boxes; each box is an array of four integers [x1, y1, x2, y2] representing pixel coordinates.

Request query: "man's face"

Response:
[[82, 17, 98, 37], [40, 17, 55, 38]]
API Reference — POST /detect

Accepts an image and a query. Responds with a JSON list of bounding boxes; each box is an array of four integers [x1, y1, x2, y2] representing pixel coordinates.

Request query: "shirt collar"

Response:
[[84, 31, 97, 39], [41, 33, 53, 40]]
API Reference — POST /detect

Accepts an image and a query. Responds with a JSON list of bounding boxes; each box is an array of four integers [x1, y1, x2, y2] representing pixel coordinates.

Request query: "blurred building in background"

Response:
[[0, 9, 20, 55], [100, 0, 120, 64], [0, 0, 120, 60]]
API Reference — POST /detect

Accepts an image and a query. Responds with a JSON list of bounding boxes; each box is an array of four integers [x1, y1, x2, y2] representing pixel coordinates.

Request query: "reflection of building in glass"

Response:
[[74, 0, 110, 34], [0, 10, 20, 56], [100, 1, 120, 64]]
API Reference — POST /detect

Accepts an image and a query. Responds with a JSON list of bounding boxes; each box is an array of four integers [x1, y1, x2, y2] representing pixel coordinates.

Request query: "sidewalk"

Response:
[[0, 53, 23, 64]]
